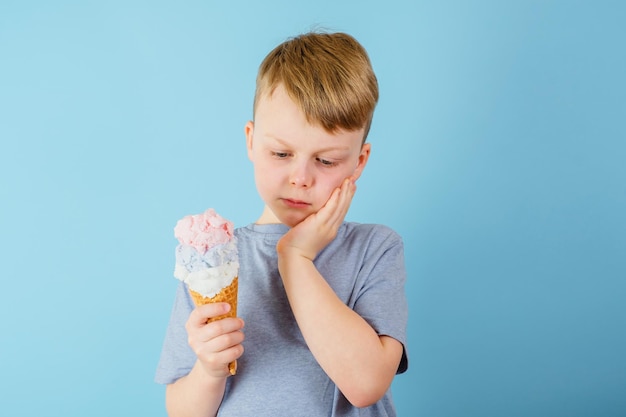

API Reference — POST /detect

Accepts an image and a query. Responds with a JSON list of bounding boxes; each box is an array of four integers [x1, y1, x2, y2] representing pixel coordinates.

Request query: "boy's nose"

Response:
[[289, 161, 313, 188]]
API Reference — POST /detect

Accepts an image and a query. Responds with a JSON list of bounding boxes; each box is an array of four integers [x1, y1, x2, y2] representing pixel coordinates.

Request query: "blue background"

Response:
[[1, 1, 625, 416]]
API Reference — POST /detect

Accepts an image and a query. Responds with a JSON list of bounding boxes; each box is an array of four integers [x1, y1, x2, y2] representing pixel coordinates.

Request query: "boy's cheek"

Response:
[[319, 182, 341, 206]]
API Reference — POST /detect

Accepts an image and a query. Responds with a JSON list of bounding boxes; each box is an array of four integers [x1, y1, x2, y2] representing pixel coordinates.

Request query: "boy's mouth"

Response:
[[282, 198, 311, 209]]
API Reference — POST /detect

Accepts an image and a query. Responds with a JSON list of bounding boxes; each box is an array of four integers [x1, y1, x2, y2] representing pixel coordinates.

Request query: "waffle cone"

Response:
[[189, 276, 239, 375]]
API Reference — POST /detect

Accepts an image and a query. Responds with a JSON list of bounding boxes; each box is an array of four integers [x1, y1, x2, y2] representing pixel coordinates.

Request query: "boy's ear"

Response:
[[352, 142, 371, 181], [245, 121, 254, 161]]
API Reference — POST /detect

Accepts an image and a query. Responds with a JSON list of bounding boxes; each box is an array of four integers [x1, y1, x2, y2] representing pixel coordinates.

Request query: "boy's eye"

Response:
[[317, 157, 337, 167], [272, 151, 290, 158]]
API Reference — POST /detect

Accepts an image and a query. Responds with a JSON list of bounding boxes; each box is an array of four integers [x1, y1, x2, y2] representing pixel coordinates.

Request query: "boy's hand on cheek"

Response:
[[277, 177, 356, 261]]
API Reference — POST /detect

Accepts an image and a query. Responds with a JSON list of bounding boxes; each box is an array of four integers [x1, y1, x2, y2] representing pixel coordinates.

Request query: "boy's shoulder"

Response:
[[339, 221, 403, 246], [341, 220, 400, 234]]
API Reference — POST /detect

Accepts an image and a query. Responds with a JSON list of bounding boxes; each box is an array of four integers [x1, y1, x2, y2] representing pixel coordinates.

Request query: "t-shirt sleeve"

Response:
[[352, 227, 409, 374], [154, 281, 197, 384]]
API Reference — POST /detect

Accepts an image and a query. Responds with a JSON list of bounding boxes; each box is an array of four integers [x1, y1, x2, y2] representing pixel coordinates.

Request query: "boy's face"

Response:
[[245, 84, 371, 227]]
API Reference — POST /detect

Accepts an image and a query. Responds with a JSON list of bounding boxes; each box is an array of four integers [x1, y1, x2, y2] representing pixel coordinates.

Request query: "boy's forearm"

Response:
[[165, 361, 227, 417], [277, 252, 403, 407]]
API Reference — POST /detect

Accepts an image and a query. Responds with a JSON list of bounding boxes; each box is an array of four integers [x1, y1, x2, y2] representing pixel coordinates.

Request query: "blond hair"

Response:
[[253, 31, 379, 142]]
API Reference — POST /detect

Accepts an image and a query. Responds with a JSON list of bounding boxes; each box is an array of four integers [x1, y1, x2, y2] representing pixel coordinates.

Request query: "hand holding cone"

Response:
[[188, 277, 239, 375]]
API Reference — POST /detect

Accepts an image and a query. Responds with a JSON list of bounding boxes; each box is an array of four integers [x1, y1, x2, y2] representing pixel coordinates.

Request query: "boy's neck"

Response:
[[256, 206, 282, 225]]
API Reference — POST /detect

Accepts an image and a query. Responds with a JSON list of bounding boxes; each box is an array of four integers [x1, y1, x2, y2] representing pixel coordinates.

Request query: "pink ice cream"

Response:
[[174, 208, 234, 254]]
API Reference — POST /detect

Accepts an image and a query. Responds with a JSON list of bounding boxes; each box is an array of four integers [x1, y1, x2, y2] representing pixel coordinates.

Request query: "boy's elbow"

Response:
[[342, 337, 404, 408], [342, 380, 389, 408], [347, 394, 383, 409]]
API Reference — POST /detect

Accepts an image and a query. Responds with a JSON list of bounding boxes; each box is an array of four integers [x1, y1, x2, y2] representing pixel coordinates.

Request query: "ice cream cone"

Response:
[[188, 276, 239, 375], [174, 208, 239, 376]]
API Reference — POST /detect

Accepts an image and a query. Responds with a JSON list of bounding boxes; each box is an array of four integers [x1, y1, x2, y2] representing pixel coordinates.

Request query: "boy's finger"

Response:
[[329, 178, 355, 226], [188, 302, 231, 326], [198, 317, 245, 343], [317, 186, 342, 221]]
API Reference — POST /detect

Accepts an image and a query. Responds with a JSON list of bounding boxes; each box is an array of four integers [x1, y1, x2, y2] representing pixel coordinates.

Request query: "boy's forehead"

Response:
[[265, 132, 353, 151], [254, 84, 301, 122], [257, 122, 364, 154], [254, 83, 366, 146]]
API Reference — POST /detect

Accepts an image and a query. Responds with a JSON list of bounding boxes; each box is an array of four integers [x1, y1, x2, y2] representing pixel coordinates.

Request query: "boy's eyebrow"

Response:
[[267, 135, 351, 153]]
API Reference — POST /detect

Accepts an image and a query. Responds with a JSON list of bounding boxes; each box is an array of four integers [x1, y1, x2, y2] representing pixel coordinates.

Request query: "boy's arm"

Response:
[[165, 361, 226, 417], [277, 178, 404, 408], [165, 303, 245, 417]]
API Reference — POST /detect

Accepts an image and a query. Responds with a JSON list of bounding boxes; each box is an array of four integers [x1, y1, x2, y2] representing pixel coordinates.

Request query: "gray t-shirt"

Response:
[[155, 222, 408, 416]]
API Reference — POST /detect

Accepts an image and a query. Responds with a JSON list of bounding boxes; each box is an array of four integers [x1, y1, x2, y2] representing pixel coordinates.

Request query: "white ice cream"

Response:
[[174, 260, 239, 298]]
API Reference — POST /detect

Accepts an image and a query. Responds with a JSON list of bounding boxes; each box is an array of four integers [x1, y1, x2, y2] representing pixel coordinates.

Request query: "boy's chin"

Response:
[[275, 210, 311, 228]]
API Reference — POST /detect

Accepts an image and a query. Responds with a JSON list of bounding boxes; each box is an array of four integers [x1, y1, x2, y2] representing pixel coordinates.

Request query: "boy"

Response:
[[156, 31, 408, 416]]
